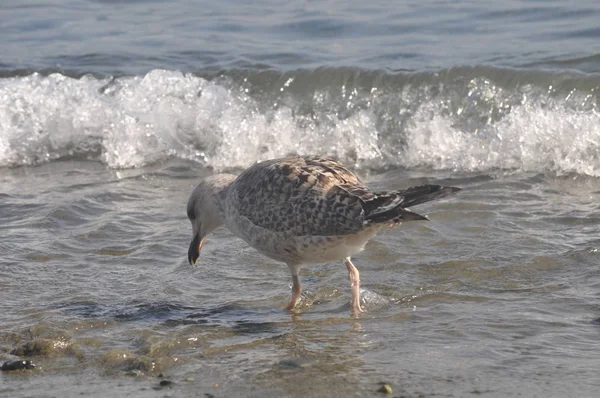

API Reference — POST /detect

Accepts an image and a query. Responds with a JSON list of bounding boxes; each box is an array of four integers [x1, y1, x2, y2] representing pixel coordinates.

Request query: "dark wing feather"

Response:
[[232, 156, 461, 236], [396, 185, 461, 208], [364, 185, 462, 225]]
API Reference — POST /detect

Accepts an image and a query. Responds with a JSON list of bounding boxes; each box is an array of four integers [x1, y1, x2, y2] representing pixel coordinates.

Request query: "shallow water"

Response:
[[2, 161, 600, 397], [2, 0, 600, 397]]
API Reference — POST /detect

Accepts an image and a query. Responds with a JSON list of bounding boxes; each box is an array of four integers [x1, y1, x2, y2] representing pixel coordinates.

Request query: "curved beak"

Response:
[[188, 232, 206, 265]]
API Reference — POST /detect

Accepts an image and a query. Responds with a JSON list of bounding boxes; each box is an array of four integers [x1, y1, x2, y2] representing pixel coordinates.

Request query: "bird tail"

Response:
[[395, 185, 461, 208], [363, 185, 461, 225]]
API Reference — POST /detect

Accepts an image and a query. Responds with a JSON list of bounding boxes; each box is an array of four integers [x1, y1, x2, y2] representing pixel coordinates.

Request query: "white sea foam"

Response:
[[402, 85, 600, 176], [1, 70, 599, 176]]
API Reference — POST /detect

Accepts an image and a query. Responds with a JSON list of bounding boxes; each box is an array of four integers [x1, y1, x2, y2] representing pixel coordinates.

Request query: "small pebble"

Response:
[[1, 360, 36, 371], [377, 383, 393, 394]]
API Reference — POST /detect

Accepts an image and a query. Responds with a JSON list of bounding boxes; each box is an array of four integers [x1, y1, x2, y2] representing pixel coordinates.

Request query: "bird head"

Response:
[[186, 174, 235, 265]]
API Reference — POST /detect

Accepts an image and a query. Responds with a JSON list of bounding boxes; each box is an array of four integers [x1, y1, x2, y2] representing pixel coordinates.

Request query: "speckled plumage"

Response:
[[187, 156, 460, 313], [231, 156, 367, 236]]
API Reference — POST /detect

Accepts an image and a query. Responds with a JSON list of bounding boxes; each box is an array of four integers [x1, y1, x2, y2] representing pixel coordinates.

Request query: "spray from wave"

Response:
[[1, 67, 599, 175]]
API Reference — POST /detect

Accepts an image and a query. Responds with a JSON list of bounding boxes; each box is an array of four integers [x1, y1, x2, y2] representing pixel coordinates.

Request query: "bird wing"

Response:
[[231, 156, 372, 236], [231, 156, 459, 236]]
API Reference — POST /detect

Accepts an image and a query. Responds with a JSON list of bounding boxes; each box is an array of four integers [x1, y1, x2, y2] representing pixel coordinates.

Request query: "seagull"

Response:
[[187, 156, 460, 313]]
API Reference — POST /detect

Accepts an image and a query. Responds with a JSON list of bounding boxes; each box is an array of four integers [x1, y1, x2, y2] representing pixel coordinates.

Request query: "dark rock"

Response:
[[1, 360, 36, 371], [159, 380, 174, 387]]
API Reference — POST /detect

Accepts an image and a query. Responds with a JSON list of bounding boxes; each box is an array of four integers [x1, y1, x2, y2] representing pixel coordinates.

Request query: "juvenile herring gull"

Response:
[[187, 156, 460, 313]]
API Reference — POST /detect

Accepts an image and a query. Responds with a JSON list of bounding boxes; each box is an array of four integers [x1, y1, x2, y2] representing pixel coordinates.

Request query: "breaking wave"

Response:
[[1, 66, 599, 175]]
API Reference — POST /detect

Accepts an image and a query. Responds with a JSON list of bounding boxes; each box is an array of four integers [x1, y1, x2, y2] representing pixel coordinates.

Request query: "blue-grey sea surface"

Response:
[[1, 1, 600, 397]]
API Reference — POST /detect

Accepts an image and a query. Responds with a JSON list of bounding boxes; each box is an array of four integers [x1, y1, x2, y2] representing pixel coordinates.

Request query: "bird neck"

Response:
[[208, 173, 237, 217]]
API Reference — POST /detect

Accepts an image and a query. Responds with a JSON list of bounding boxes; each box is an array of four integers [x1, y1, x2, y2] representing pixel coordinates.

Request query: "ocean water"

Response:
[[1, 0, 600, 397]]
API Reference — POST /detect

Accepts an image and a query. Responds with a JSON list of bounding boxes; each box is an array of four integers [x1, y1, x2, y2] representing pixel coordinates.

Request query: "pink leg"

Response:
[[286, 264, 302, 310], [344, 257, 363, 313]]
